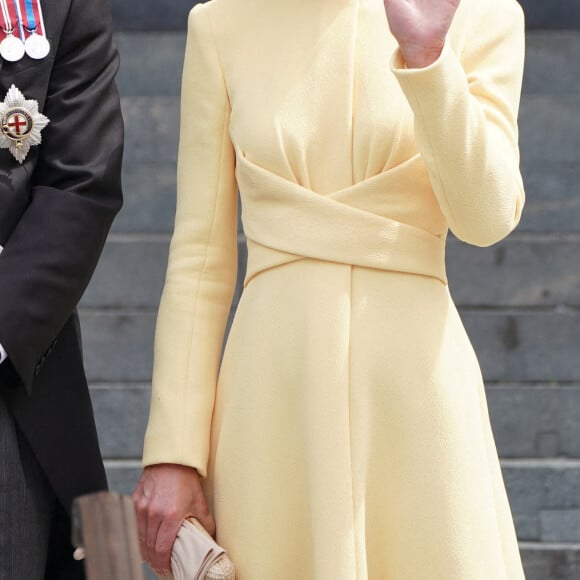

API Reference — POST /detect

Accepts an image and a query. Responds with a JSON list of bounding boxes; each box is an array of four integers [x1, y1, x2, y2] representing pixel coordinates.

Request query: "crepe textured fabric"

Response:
[[143, 0, 526, 578], [170, 519, 234, 580]]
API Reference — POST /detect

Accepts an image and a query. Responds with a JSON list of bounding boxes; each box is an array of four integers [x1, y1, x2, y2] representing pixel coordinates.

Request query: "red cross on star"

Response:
[[8, 114, 28, 136]]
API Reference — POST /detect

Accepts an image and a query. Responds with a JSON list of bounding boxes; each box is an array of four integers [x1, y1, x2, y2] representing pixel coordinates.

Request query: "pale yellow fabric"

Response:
[[143, 0, 526, 578]]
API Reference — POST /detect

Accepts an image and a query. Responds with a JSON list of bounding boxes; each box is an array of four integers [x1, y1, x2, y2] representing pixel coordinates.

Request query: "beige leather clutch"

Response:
[[170, 518, 235, 580]]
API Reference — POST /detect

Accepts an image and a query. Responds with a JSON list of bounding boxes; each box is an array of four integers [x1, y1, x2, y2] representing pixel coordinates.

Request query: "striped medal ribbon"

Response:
[[0, 0, 25, 62], [17, 0, 49, 59]]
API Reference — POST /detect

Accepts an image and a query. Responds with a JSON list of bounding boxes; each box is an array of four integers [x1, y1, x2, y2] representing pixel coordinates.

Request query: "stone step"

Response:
[[520, 97, 580, 167], [114, 31, 580, 98], [488, 386, 580, 460], [82, 235, 580, 309], [78, 308, 580, 383], [102, 460, 580, 545], [107, 1, 580, 31], [114, 84, 580, 233], [113, 162, 580, 235], [523, 32, 580, 96], [110, 0, 194, 32], [520, 542, 580, 580], [518, 0, 580, 30], [114, 164, 177, 233], [81, 236, 246, 309], [503, 460, 580, 542], [112, 30, 580, 236], [115, 34, 185, 97], [89, 383, 580, 461], [136, 543, 580, 579], [446, 236, 580, 307], [461, 309, 580, 383]]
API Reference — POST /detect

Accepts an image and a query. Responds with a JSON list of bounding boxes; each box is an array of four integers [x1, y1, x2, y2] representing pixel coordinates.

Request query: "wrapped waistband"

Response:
[[237, 156, 447, 286]]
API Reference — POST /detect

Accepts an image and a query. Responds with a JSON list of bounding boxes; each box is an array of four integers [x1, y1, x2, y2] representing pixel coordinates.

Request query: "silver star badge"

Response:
[[0, 85, 49, 164]]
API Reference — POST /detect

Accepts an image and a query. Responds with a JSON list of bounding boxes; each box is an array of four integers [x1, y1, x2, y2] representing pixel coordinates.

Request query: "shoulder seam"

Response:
[[203, 7, 232, 112]]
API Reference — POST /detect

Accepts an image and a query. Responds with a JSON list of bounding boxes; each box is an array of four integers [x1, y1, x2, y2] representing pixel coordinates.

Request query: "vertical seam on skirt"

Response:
[[346, 264, 359, 578]]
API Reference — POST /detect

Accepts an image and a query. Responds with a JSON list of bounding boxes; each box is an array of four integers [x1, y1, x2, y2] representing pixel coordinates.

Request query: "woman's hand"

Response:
[[383, 0, 461, 68], [132, 464, 215, 576]]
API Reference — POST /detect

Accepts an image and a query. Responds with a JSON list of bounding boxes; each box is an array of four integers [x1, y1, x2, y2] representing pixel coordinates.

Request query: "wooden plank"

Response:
[[72, 492, 144, 580]]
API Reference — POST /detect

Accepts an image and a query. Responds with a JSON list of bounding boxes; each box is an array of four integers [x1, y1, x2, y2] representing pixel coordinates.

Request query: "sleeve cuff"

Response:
[[389, 40, 469, 126], [390, 40, 453, 76]]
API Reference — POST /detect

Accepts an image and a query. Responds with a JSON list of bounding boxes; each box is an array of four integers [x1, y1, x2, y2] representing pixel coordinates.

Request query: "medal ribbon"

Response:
[[0, 0, 25, 41], [16, 0, 45, 38], [0, 0, 11, 40]]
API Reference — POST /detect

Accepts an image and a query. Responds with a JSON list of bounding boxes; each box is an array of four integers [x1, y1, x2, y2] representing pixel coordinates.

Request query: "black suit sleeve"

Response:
[[0, 0, 124, 393]]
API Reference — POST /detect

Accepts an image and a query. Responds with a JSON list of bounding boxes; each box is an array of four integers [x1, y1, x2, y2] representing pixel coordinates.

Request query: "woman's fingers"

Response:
[[132, 464, 213, 574], [132, 479, 150, 561], [155, 518, 184, 574], [132, 473, 166, 570], [145, 506, 164, 571], [195, 509, 217, 538]]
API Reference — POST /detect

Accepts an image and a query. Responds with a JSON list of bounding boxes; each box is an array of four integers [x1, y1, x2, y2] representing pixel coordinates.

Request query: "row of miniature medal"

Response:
[[0, 0, 50, 62]]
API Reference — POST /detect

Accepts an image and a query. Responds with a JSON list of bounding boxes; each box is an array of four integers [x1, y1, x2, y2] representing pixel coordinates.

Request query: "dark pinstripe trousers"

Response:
[[0, 393, 55, 580]]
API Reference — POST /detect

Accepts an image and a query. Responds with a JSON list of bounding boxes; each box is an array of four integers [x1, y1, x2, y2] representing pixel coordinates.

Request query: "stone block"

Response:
[[79, 312, 156, 382], [78, 304, 580, 385], [122, 97, 180, 164], [108, 0, 580, 31], [519, 165, 580, 232], [81, 240, 168, 309], [503, 460, 580, 541], [540, 510, 580, 543], [519, 96, 580, 166], [92, 383, 580, 463], [523, 32, 580, 96], [105, 462, 141, 496], [488, 385, 580, 459], [113, 169, 244, 235], [110, 0, 196, 31], [460, 310, 580, 382], [521, 543, 580, 580], [112, 163, 177, 233], [115, 33, 185, 97], [115, 30, 580, 100], [91, 385, 150, 458], [82, 237, 246, 309], [518, 0, 580, 29], [446, 237, 580, 307], [85, 240, 167, 308]]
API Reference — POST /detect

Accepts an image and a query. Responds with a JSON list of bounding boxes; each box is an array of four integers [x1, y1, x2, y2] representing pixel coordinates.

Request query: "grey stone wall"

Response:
[[108, 0, 580, 30], [79, 2, 580, 578]]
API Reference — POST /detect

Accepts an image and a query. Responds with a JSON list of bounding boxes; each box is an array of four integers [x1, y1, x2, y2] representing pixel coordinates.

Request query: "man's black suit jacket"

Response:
[[0, 0, 123, 574]]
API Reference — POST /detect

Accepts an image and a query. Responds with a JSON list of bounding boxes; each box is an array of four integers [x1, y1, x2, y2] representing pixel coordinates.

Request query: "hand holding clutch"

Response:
[[171, 518, 235, 580]]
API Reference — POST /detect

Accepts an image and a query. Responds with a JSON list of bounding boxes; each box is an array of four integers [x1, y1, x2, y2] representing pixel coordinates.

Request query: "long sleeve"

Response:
[[142, 5, 238, 476], [391, 0, 525, 247], [0, 0, 123, 392]]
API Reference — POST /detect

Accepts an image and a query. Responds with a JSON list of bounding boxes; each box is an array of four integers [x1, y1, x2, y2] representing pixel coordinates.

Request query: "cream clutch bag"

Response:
[[170, 518, 235, 580]]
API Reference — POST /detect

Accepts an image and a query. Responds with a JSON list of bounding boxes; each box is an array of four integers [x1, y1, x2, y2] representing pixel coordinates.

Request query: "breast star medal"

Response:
[[0, 84, 49, 163]]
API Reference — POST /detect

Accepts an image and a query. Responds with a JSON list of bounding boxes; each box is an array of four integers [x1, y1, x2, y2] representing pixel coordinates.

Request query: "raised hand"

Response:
[[383, 0, 461, 68], [132, 464, 215, 576]]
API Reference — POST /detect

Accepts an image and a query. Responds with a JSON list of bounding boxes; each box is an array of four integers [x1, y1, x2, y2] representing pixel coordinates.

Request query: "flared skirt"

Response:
[[204, 259, 525, 580]]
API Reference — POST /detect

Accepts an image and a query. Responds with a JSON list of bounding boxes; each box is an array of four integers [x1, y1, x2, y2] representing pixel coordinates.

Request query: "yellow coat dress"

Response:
[[143, 0, 526, 577]]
